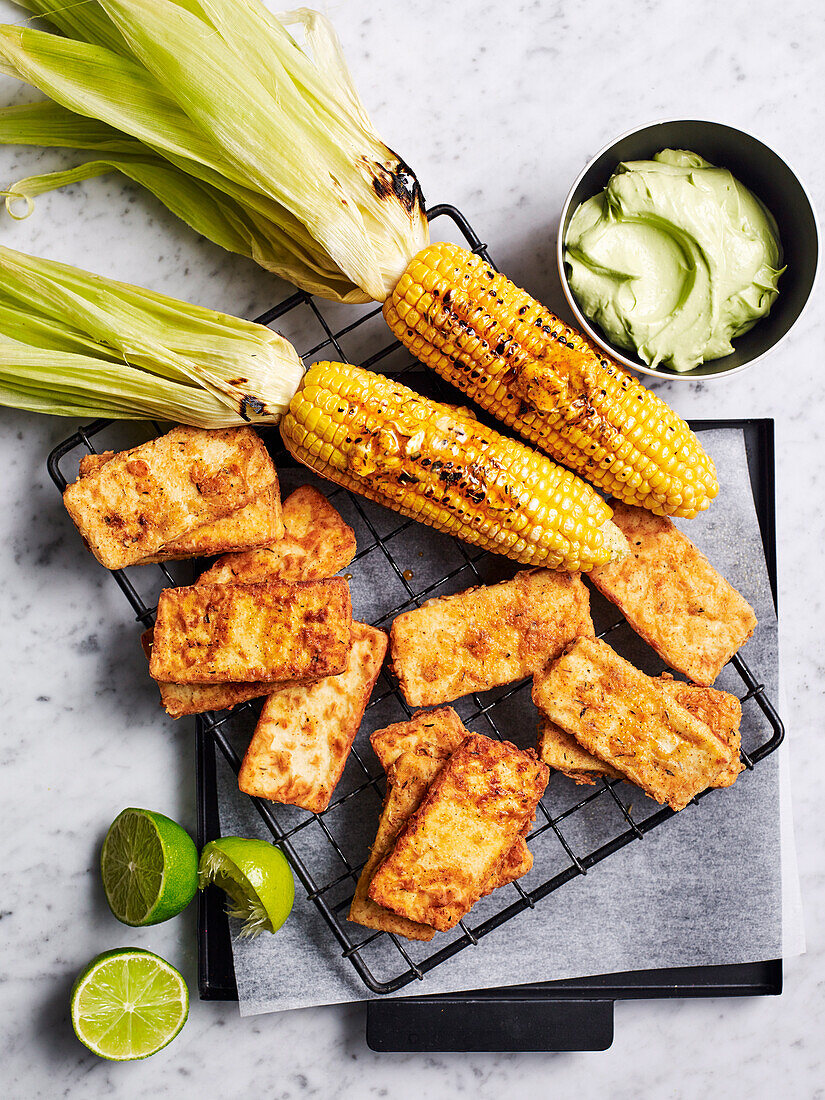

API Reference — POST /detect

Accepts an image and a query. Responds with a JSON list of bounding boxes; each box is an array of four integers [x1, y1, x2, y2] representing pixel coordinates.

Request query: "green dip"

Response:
[[564, 149, 784, 372]]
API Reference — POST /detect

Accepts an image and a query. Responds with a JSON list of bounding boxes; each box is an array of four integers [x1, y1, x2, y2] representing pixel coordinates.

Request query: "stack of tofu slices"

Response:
[[63, 425, 758, 941]]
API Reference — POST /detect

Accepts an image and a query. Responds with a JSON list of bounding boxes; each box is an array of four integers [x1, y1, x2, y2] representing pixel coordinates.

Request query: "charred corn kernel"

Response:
[[281, 362, 628, 572], [384, 242, 718, 518]]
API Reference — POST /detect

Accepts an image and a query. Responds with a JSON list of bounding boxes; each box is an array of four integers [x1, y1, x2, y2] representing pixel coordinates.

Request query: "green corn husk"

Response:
[[0, 244, 304, 426], [0, 1, 429, 303]]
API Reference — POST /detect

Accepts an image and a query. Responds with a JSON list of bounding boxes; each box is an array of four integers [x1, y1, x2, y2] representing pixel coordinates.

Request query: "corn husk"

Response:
[[0, 2, 429, 303], [0, 244, 304, 426]]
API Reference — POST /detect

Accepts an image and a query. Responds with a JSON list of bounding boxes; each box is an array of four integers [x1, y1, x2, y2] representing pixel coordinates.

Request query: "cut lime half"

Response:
[[71, 948, 188, 1061], [101, 808, 198, 926], [199, 837, 294, 937]]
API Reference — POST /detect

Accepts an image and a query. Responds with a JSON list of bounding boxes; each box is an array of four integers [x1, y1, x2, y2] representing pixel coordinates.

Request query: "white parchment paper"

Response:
[[215, 428, 798, 1015]]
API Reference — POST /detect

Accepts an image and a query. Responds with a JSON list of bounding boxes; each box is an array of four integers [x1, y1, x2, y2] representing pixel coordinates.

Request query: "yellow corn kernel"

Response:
[[280, 363, 628, 572], [384, 242, 718, 518]]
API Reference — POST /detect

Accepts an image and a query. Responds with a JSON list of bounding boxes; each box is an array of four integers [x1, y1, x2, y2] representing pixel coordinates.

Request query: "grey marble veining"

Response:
[[0, 0, 822, 1095]]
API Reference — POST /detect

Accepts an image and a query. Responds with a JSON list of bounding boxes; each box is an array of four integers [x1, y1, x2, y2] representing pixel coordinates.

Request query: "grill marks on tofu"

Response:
[[238, 623, 387, 813], [149, 578, 352, 684], [64, 426, 278, 569], [589, 503, 757, 686], [367, 734, 548, 932], [389, 568, 595, 707], [532, 638, 731, 810], [198, 486, 356, 585]]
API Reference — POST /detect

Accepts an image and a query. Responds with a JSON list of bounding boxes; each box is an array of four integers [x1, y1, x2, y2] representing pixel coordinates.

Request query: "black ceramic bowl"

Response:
[[557, 119, 819, 380]]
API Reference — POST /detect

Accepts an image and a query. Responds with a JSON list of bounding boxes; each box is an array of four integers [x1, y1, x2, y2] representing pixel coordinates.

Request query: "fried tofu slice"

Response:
[[149, 578, 352, 684], [390, 569, 595, 707], [538, 672, 742, 788], [198, 485, 356, 585], [237, 623, 386, 813], [367, 734, 548, 931], [77, 452, 115, 477], [77, 452, 116, 477], [655, 674, 743, 788], [140, 490, 353, 716], [493, 832, 534, 890], [537, 716, 624, 786], [349, 747, 534, 940], [589, 504, 757, 686], [371, 712, 535, 887], [532, 638, 730, 810], [80, 450, 283, 562], [370, 706, 469, 773], [140, 488, 282, 563], [64, 426, 278, 570], [349, 749, 441, 941], [140, 630, 273, 718]]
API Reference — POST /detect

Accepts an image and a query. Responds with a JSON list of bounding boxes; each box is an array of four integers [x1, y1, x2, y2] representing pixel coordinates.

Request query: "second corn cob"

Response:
[[280, 362, 628, 573], [383, 241, 718, 518]]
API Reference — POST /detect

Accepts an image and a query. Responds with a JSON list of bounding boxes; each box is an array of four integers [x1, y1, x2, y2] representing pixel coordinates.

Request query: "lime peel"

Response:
[[199, 838, 294, 938], [101, 808, 198, 927]]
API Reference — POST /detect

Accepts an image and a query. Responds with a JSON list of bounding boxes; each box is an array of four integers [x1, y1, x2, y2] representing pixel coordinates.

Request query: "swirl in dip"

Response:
[[564, 149, 784, 373]]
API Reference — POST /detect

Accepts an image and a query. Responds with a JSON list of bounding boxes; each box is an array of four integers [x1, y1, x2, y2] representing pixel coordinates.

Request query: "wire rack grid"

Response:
[[47, 205, 785, 996]]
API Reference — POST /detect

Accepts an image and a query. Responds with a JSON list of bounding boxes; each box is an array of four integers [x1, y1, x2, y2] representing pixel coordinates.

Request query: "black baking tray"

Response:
[[43, 195, 784, 1047], [197, 417, 782, 1050]]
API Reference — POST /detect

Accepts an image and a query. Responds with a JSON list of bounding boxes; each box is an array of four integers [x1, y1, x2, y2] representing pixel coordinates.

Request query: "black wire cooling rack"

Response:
[[47, 205, 784, 996]]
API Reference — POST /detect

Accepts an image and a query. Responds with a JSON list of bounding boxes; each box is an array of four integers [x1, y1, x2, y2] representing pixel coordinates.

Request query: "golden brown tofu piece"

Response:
[[532, 638, 730, 811], [349, 749, 442, 941], [140, 630, 273, 718], [370, 706, 470, 773], [589, 504, 757, 686], [537, 672, 742, 788], [145, 488, 282, 562], [149, 578, 352, 684], [64, 426, 278, 570], [80, 450, 283, 562], [349, 748, 533, 940], [77, 451, 116, 478], [370, 709, 535, 898], [655, 674, 743, 788], [367, 734, 548, 931], [390, 569, 594, 707], [198, 485, 356, 585], [238, 623, 386, 812], [537, 716, 624, 786], [493, 833, 534, 890]]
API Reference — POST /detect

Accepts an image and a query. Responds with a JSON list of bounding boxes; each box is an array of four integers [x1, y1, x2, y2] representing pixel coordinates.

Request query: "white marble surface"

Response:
[[0, 0, 822, 1095]]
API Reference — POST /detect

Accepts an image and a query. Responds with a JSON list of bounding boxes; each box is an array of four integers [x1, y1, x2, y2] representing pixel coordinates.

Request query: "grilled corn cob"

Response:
[[280, 363, 628, 572], [383, 242, 718, 518]]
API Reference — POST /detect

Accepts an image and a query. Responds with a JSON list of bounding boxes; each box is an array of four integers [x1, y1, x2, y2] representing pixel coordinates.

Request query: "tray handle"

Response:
[[366, 997, 614, 1052]]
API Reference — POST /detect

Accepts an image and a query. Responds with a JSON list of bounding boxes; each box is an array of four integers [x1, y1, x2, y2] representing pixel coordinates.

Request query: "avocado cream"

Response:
[[564, 149, 783, 372]]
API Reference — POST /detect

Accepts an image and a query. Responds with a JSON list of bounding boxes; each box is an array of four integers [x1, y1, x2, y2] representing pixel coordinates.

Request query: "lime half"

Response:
[[71, 948, 188, 1061], [101, 808, 198, 927], [199, 837, 294, 937]]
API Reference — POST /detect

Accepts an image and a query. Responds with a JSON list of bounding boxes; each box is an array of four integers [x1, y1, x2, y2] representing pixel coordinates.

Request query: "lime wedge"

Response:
[[101, 808, 198, 926], [71, 948, 188, 1060], [199, 837, 294, 937]]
